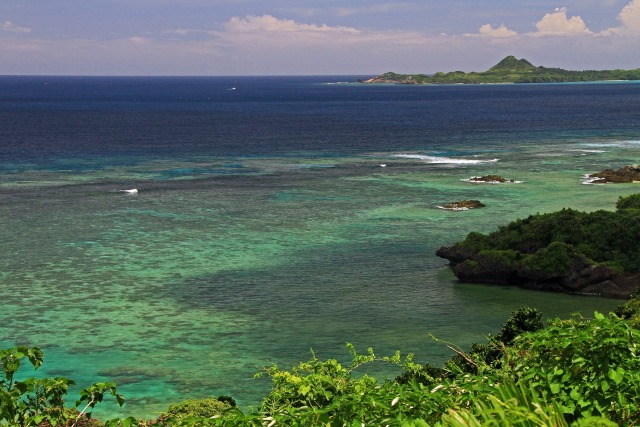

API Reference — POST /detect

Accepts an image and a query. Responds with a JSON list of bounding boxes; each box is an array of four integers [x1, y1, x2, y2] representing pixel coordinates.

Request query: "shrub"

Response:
[[496, 307, 544, 344], [0, 346, 125, 426], [164, 397, 233, 418], [616, 193, 640, 210], [444, 307, 543, 375], [518, 242, 583, 279], [450, 195, 640, 274], [459, 232, 492, 252], [502, 312, 640, 424], [395, 362, 444, 386], [615, 289, 640, 328]]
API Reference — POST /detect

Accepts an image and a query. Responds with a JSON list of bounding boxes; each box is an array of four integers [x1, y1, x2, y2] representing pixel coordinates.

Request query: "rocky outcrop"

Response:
[[439, 200, 485, 210], [588, 165, 640, 184], [465, 175, 517, 183], [436, 244, 639, 298], [436, 194, 640, 298]]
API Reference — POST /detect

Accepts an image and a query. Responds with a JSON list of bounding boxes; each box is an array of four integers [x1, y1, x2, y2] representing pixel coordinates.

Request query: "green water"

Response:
[[1, 144, 636, 418]]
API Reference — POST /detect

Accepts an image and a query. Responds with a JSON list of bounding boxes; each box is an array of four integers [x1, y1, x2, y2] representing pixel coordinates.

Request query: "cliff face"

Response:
[[436, 244, 639, 298]]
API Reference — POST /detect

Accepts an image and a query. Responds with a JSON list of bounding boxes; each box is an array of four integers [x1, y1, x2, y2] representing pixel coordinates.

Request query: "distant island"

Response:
[[360, 55, 640, 84]]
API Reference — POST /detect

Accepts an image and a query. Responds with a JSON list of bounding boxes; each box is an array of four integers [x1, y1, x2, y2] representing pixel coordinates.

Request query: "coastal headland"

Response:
[[361, 55, 640, 84], [437, 193, 640, 298]]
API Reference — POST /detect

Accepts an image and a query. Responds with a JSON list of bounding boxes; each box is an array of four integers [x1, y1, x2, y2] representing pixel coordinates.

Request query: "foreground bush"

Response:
[[502, 312, 640, 424], [4, 304, 640, 426]]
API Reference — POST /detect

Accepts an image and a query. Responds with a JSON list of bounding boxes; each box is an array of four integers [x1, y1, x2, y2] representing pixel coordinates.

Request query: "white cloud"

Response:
[[618, 0, 640, 31], [475, 24, 518, 38], [534, 7, 592, 35], [598, 0, 640, 35], [2, 20, 31, 34], [2, 6, 639, 76], [225, 15, 360, 34]]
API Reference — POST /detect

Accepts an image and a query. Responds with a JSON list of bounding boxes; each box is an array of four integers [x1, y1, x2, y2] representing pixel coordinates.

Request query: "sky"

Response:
[[1, 0, 639, 76]]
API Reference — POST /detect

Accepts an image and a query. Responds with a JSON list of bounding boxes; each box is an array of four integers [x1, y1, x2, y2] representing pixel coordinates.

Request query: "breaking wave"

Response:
[[392, 154, 499, 165], [581, 140, 640, 148]]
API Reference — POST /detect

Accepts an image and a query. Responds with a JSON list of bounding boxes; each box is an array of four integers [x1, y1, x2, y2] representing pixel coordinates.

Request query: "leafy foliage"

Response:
[[447, 194, 640, 276], [616, 288, 640, 328], [5, 305, 640, 426], [444, 307, 544, 375], [164, 397, 234, 418], [0, 346, 125, 427], [503, 312, 640, 424], [616, 193, 640, 210], [438, 379, 616, 427], [256, 343, 409, 414]]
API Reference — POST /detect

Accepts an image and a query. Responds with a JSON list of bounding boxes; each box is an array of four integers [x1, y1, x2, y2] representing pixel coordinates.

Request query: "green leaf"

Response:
[[578, 399, 590, 408], [608, 368, 624, 385], [299, 384, 311, 396], [570, 388, 581, 400]]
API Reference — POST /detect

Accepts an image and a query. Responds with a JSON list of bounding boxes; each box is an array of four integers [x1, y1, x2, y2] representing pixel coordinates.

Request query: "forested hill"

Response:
[[361, 55, 640, 84]]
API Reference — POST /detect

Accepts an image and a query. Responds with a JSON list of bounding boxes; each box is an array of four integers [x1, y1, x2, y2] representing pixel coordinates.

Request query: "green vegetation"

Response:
[[461, 195, 640, 270], [437, 194, 640, 296], [363, 55, 640, 84], [0, 346, 127, 426], [5, 301, 640, 426]]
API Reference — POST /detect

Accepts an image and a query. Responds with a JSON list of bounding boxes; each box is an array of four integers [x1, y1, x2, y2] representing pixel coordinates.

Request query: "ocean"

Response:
[[1, 76, 639, 418]]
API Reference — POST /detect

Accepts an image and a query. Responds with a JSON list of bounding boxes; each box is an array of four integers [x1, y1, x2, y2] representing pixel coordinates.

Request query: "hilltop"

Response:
[[361, 55, 640, 84], [488, 56, 536, 73]]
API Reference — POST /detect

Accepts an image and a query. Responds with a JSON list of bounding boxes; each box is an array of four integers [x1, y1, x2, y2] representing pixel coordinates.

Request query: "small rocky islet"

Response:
[[586, 165, 640, 184], [464, 175, 516, 183], [438, 200, 485, 210]]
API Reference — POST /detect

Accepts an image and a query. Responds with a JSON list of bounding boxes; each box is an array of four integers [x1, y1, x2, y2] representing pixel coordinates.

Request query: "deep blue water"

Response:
[[2, 76, 639, 164]]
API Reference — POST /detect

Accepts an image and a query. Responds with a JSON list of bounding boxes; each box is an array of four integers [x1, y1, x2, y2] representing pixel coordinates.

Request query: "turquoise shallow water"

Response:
[[1, 77, 639, 418]]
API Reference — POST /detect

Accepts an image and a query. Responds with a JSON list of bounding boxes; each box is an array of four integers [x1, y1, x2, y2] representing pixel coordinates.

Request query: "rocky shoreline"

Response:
[[435, 193, 640, 298], [586, 165, 640, 184], [436, 244, 639, 298]]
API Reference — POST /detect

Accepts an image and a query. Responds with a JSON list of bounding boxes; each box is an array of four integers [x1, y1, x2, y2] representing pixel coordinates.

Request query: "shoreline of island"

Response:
[[359, 55, 640, 85]]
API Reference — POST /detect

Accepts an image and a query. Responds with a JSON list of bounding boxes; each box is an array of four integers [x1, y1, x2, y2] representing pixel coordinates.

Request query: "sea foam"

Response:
[[436, 205, 470, 211], [569, 149, 606, 153], [581, 140, 640, 148], [393, 154, 499, 165], [581, 174, 605, 185]]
